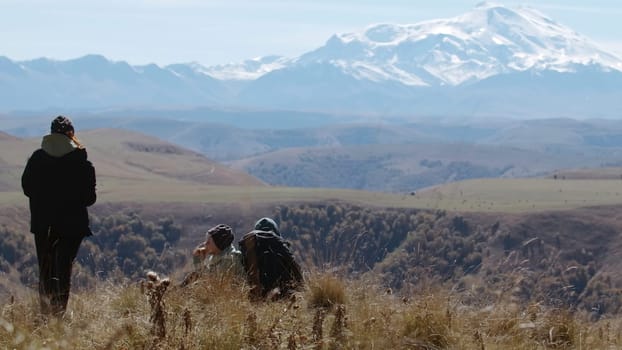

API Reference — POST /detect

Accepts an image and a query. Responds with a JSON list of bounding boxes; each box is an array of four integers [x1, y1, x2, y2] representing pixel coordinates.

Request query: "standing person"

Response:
[[21, 116, 97, 317], [180, 224, 243, 287]]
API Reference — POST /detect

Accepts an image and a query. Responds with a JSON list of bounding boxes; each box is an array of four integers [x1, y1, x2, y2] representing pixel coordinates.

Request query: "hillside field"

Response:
[[4, 177, 622, 213]]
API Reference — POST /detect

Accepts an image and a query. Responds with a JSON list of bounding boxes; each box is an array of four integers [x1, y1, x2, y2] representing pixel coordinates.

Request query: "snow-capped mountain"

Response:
[[232, 2, 622, 116], [203, 2, 622, 86], [1, 2, 621, 117], [201, 55, 290, 80], [283, 2, 622, 86]]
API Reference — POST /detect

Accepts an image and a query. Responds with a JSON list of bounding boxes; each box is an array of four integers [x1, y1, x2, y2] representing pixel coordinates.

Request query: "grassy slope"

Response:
[[5, 176, 622, 213], [0, 272, 618, 350], [87, 177, 622, 213], [552, 166, 622, 179], [0, 128, 264, 194], [417, 178, 622, 212]]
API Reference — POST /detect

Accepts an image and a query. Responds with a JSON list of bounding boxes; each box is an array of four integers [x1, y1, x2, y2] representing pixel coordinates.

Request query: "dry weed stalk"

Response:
[[268, 316, 282, 348], [329, 304, 347, 349], [473, 329, 485, 350], [269, 329, 281, 348], [330, 304, 346, 339], [445, 300, 452, 331], [312, 307, 326, 345], [287, 332, 297, 350], [244, 311, 258, 346], [3, 295, 15, 322], [182, 308, 192, 335], [144, 271, 171, 341]]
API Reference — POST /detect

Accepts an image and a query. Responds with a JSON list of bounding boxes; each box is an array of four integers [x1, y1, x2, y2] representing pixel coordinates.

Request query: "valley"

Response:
[[3, 127, 622, 318]]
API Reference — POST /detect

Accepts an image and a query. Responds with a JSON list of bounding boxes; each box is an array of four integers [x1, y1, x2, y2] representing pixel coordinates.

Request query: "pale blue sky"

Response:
[[2, 0, 621, 66]]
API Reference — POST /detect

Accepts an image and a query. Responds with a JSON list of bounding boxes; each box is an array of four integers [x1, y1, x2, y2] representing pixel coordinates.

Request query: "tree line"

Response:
[[0, 211, 186, 289], [273, 203, 620, 317]]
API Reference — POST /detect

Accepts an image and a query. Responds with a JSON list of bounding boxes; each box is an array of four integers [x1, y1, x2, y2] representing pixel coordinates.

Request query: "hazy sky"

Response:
[[2, 0, 622, 67]]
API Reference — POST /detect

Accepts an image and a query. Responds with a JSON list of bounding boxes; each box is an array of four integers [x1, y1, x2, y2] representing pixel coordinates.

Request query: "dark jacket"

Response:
[[239, 230, 303, 299], [22, 134, 97, 237]]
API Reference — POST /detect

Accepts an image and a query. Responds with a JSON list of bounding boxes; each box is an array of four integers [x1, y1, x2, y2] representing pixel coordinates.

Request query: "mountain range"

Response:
[[1, 2, 621, 117]]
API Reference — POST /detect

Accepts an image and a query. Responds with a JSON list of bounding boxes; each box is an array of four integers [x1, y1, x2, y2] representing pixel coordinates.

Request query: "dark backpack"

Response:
[[239, 230, 303, 300]]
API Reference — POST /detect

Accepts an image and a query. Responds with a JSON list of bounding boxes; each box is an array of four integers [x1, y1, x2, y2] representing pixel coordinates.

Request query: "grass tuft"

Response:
[[308, 272, 347, 310]]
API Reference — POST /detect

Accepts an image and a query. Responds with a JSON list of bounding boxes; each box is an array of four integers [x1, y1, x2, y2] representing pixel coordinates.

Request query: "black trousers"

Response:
[[34, 229, 83, 316]]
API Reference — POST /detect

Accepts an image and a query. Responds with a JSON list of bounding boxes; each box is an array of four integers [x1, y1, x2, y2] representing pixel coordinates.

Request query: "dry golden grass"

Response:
[[308, 272, 347, 309], [3, 272, 622, 349]]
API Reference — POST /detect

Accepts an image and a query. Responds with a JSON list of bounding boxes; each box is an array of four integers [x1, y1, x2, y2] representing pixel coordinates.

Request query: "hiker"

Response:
[[180, 224, 244, 287], [21, 116, 97, 316], [239, 217, 303, 301]]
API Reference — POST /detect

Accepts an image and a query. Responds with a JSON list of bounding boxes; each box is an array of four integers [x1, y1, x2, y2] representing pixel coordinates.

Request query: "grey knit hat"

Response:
[[254, 217, 280, 236]]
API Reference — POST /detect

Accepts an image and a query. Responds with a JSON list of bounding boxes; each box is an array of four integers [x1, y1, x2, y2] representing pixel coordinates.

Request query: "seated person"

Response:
[[181, 224, 243, 286], [239, 217, 303, 300]]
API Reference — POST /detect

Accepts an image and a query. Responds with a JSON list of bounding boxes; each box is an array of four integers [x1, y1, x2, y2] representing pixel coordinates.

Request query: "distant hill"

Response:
[[83, 128, 264, 186], [0, 128, 264, 194], [228, 142, 620, 192], [0, 134, 35, 192], [0, 131, 18, 141], [8, 116, 622, 193]]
